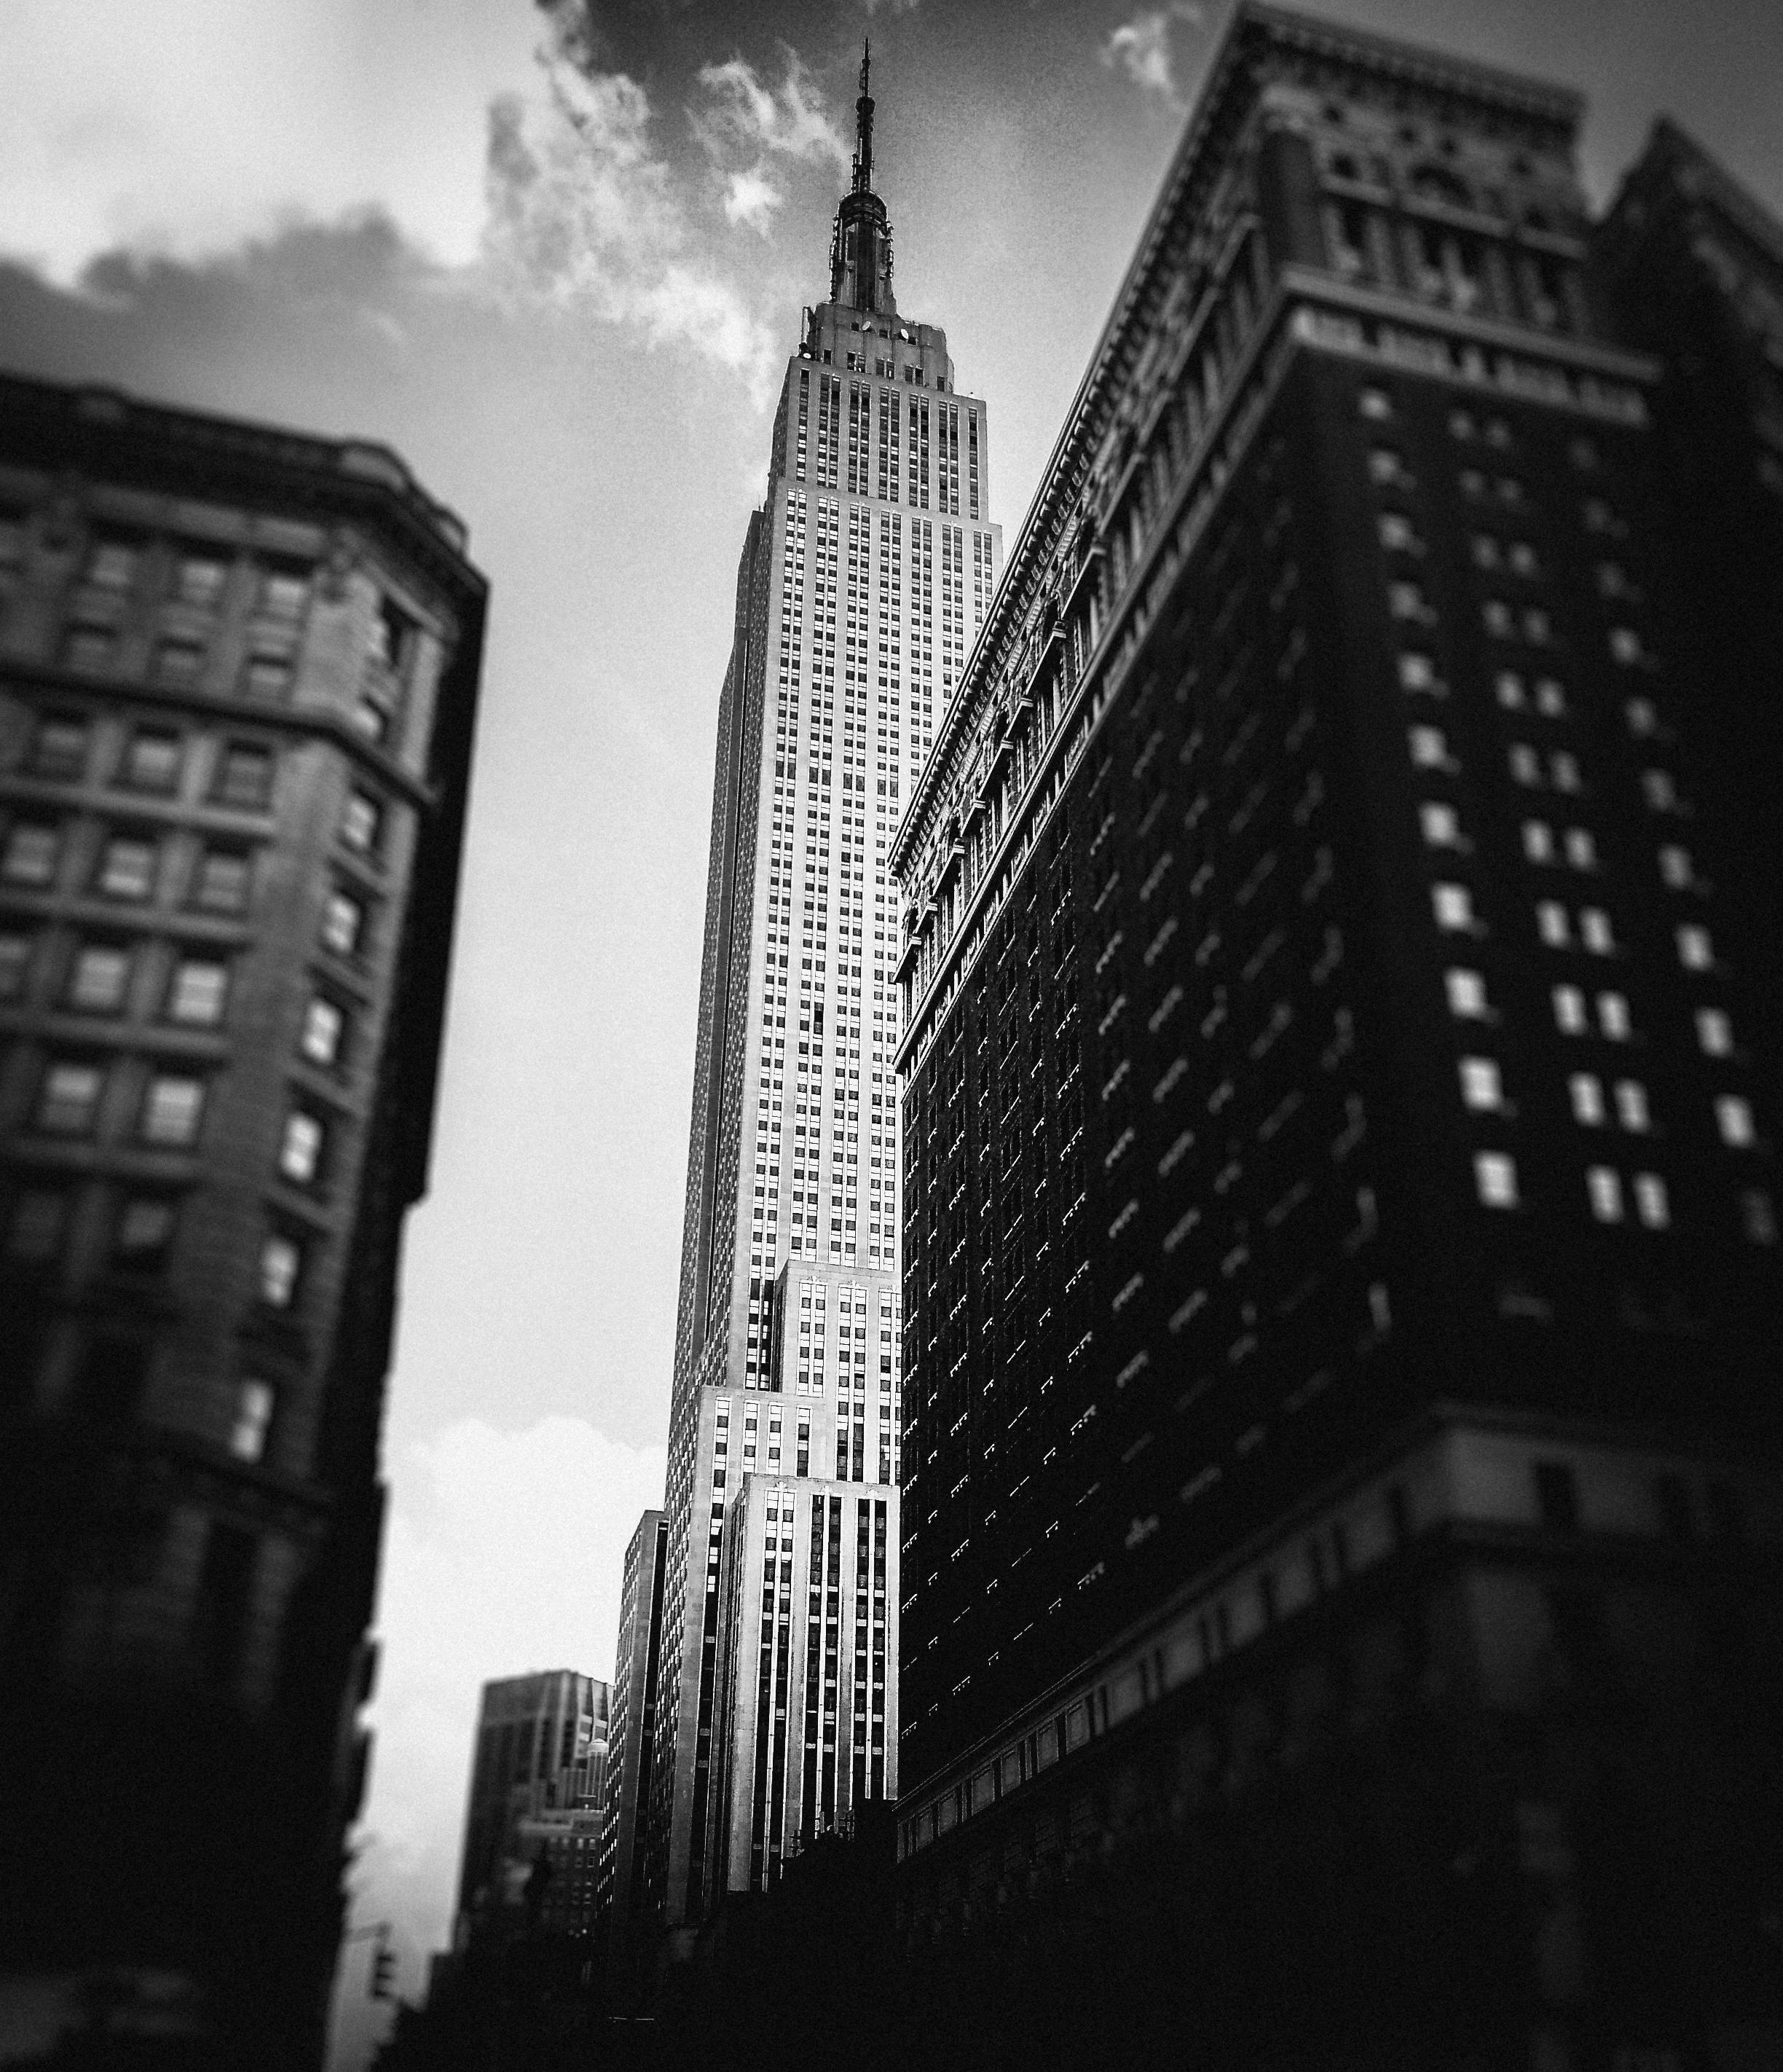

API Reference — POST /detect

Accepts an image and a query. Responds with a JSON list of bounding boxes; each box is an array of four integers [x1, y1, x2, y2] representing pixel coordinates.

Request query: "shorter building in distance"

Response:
[[597, 1508, 667, 1980], [0, 373, 486, 2069]]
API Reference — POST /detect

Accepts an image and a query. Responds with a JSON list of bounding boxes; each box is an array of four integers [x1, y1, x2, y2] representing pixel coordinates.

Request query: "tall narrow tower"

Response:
[[644, 53, 1002, 1928]]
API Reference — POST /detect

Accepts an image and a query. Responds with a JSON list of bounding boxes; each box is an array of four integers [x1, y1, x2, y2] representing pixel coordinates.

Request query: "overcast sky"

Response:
[[4, 0, 1781, 2064]]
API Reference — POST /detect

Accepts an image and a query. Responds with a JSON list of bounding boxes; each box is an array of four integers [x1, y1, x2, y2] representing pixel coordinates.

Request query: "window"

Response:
[[1420, 803, 1463, 848], [1716, 1096, 1756, 1148], [229, 1378, 277, 1462], [258, 564, 310, 619], [1609, 627, 1646, 666], [1431, 883, 1476, 931], [1633, 1173, 1670, 1229], [1378, 513, 1420, 552], [1409, 726, 1450, 768], [1474, 1152, 1519, 1208], [352, 697, 391, 744], [31, 715, 90, 778], [300, 996, 345, 1066], [1642, 769, 1678, 812], [142, 1075, 205, 1147], [123, 729, 183, 793], [1508, 744, 1542, 786], [1676, 924, 1713, 971], [321, 891, 364, 957], [114, 1196, 177, 1270], [96, 836, 156, 901], [1586, 1166, 1623, 1223], [279, 1110, 324, 1184], [341, 791, 382, 855], [1597, 992, 1632, 1040], [37, 1061, 103, 1134], [175, 552, 228, 608], [63, 627, 116, 673], [192, 849, 251, 913], [68, 943, 130, 1013], [242, 654, 291, 700], [1522, 821, 1554, 863], [85, 538, 139, 591], [1552, 984, 1587, 1035], [1614, 1080, 1650, 1133], [154, 640, 205, 687], [3, 822, 60, 887], [1396, 651, 1438, 691], [1446, 969, 1489, 1019], [215, 743, 275, 809], [1696, 1007, 1733, 1057], [1564, 829, 1597, 870], [168, 958, 228, 1027], [1459, 1057, 1504, 1111], [1536, 902, 1570, 947], [1569, 1074, 1605, 1126], [370, 597, 414, 670], [1388, 581, 1427, 621], [1580, 909, 1615, 954], [259, 1233, 301, 1307], [1741, 1190, 1778, 1244], [0, 932, 30, 999]]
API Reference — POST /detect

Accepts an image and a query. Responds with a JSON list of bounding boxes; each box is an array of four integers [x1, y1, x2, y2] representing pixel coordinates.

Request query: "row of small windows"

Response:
[[22, 715, 282, 804], [1473, 1153, 1672, 1227]]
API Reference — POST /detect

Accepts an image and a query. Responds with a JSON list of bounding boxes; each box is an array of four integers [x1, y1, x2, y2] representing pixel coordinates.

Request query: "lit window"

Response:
[[1471, 534, 1501, 570], [1550, 753, 1581, 793], [1536, 902, 1570, 947], [1598, 992, 1632, 1040], [280, 1111, 325, 1184], [1420, 803, 1462, 848], [1580, 909, 1615, 954], [168, 959, 228, 1027], [1378, 513, 1419, 552], [68, 944, 130, 1013], [1657, 845, 1693, 890], [1358, 388, 1394, 420], [1458, 1057, 1503, 1111], [1564, 828, 1597, 870], [1483, 600, 1515, 638], [1696, 1008, 1733, 1057], [1552, 985, 1587, 1035], [1608, 627, 1646, 665], [1523, 608, 1552, 644], [1642, 769, 1678, 811], [2, 822, 60, 887], [1586, 1166, 1623, 1222], [1534, 679, 1568, 718], [1495, 671, 1526, 710], [229, 1378, 276, 1461], [1633, 1173, 1670, 1229], [301, 997, 345, 1066], [1716, 1096, 1755, 1148], [1508, 744, 1541, 785], [1445, 968, 1489, 1019], [1676, 924, 1713, 971], [142, 1075, 205, 1147], [259, 566, 310, 619], [1614, 1080, 1650, 1132], [86, 538, 139, 591], [1397, 651, 1438, 691], [1742, 1190, 1778, 1244], [125, 730, 183, 792], [1509, 542, 1540, 577], [1431, 884, 1476, 931], [1624, 697, 1659, 737], [36, 1061, 103, 1135], [1474, 1152, 1519, 1208], [96, 837, 156, 901], [1388, 581, 1426, 620], [259, 1234, 301, 1308], [1522, 821, 1554, 863], [321, 892, 363, 957], [1569, 1074, 1605, 1126]]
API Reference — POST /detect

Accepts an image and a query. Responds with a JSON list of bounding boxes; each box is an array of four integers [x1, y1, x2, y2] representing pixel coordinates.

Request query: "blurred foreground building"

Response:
[[890, 7, 1782, 2066], [0, 374, 487, 2067], [597, 1508, 666, 1982]]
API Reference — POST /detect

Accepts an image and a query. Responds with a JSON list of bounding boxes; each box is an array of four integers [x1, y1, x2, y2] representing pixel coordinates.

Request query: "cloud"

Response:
[[330, 1416, 664, 2063], [724, 167, 786, 234], [1102, 3, 1205, 107], [693, 52, 850, 171]]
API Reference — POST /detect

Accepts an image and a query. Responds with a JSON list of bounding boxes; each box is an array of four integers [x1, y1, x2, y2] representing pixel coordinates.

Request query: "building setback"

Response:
[[889, 6, 1781, 2063], [0, 374, 486, 2066], [644, 51, 1002, 1932]]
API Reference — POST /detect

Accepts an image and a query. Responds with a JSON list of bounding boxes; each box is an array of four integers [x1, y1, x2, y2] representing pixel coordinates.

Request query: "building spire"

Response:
[[828, 37, 895, 315], [853, 39, 874, 196]]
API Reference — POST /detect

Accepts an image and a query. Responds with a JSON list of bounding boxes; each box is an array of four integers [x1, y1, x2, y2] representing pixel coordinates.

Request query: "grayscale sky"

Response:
[[4, 1, 1779, 2063]]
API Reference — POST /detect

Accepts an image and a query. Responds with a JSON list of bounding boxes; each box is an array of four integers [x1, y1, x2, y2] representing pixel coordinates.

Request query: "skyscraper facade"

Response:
[[0, 373, 487, 2065], [645, 55, 1002, 1929], [889, 7, 1779, 2062], [596, 1507, 666, 1969]]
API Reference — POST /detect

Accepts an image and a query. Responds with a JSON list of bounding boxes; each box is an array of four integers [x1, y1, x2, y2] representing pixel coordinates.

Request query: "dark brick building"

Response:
[[0, 374, 486, 2066], [889, 8, 1782, 2065]]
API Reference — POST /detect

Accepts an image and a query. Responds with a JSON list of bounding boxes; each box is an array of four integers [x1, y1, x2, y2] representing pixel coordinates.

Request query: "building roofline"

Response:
[[0, 369, 484, 600], [1602, 114, 1783, 278], [892, 2, 1583, 877]]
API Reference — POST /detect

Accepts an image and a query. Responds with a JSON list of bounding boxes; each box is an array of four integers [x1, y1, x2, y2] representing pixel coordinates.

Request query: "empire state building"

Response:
[[643, 50, 1002, 1926]]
